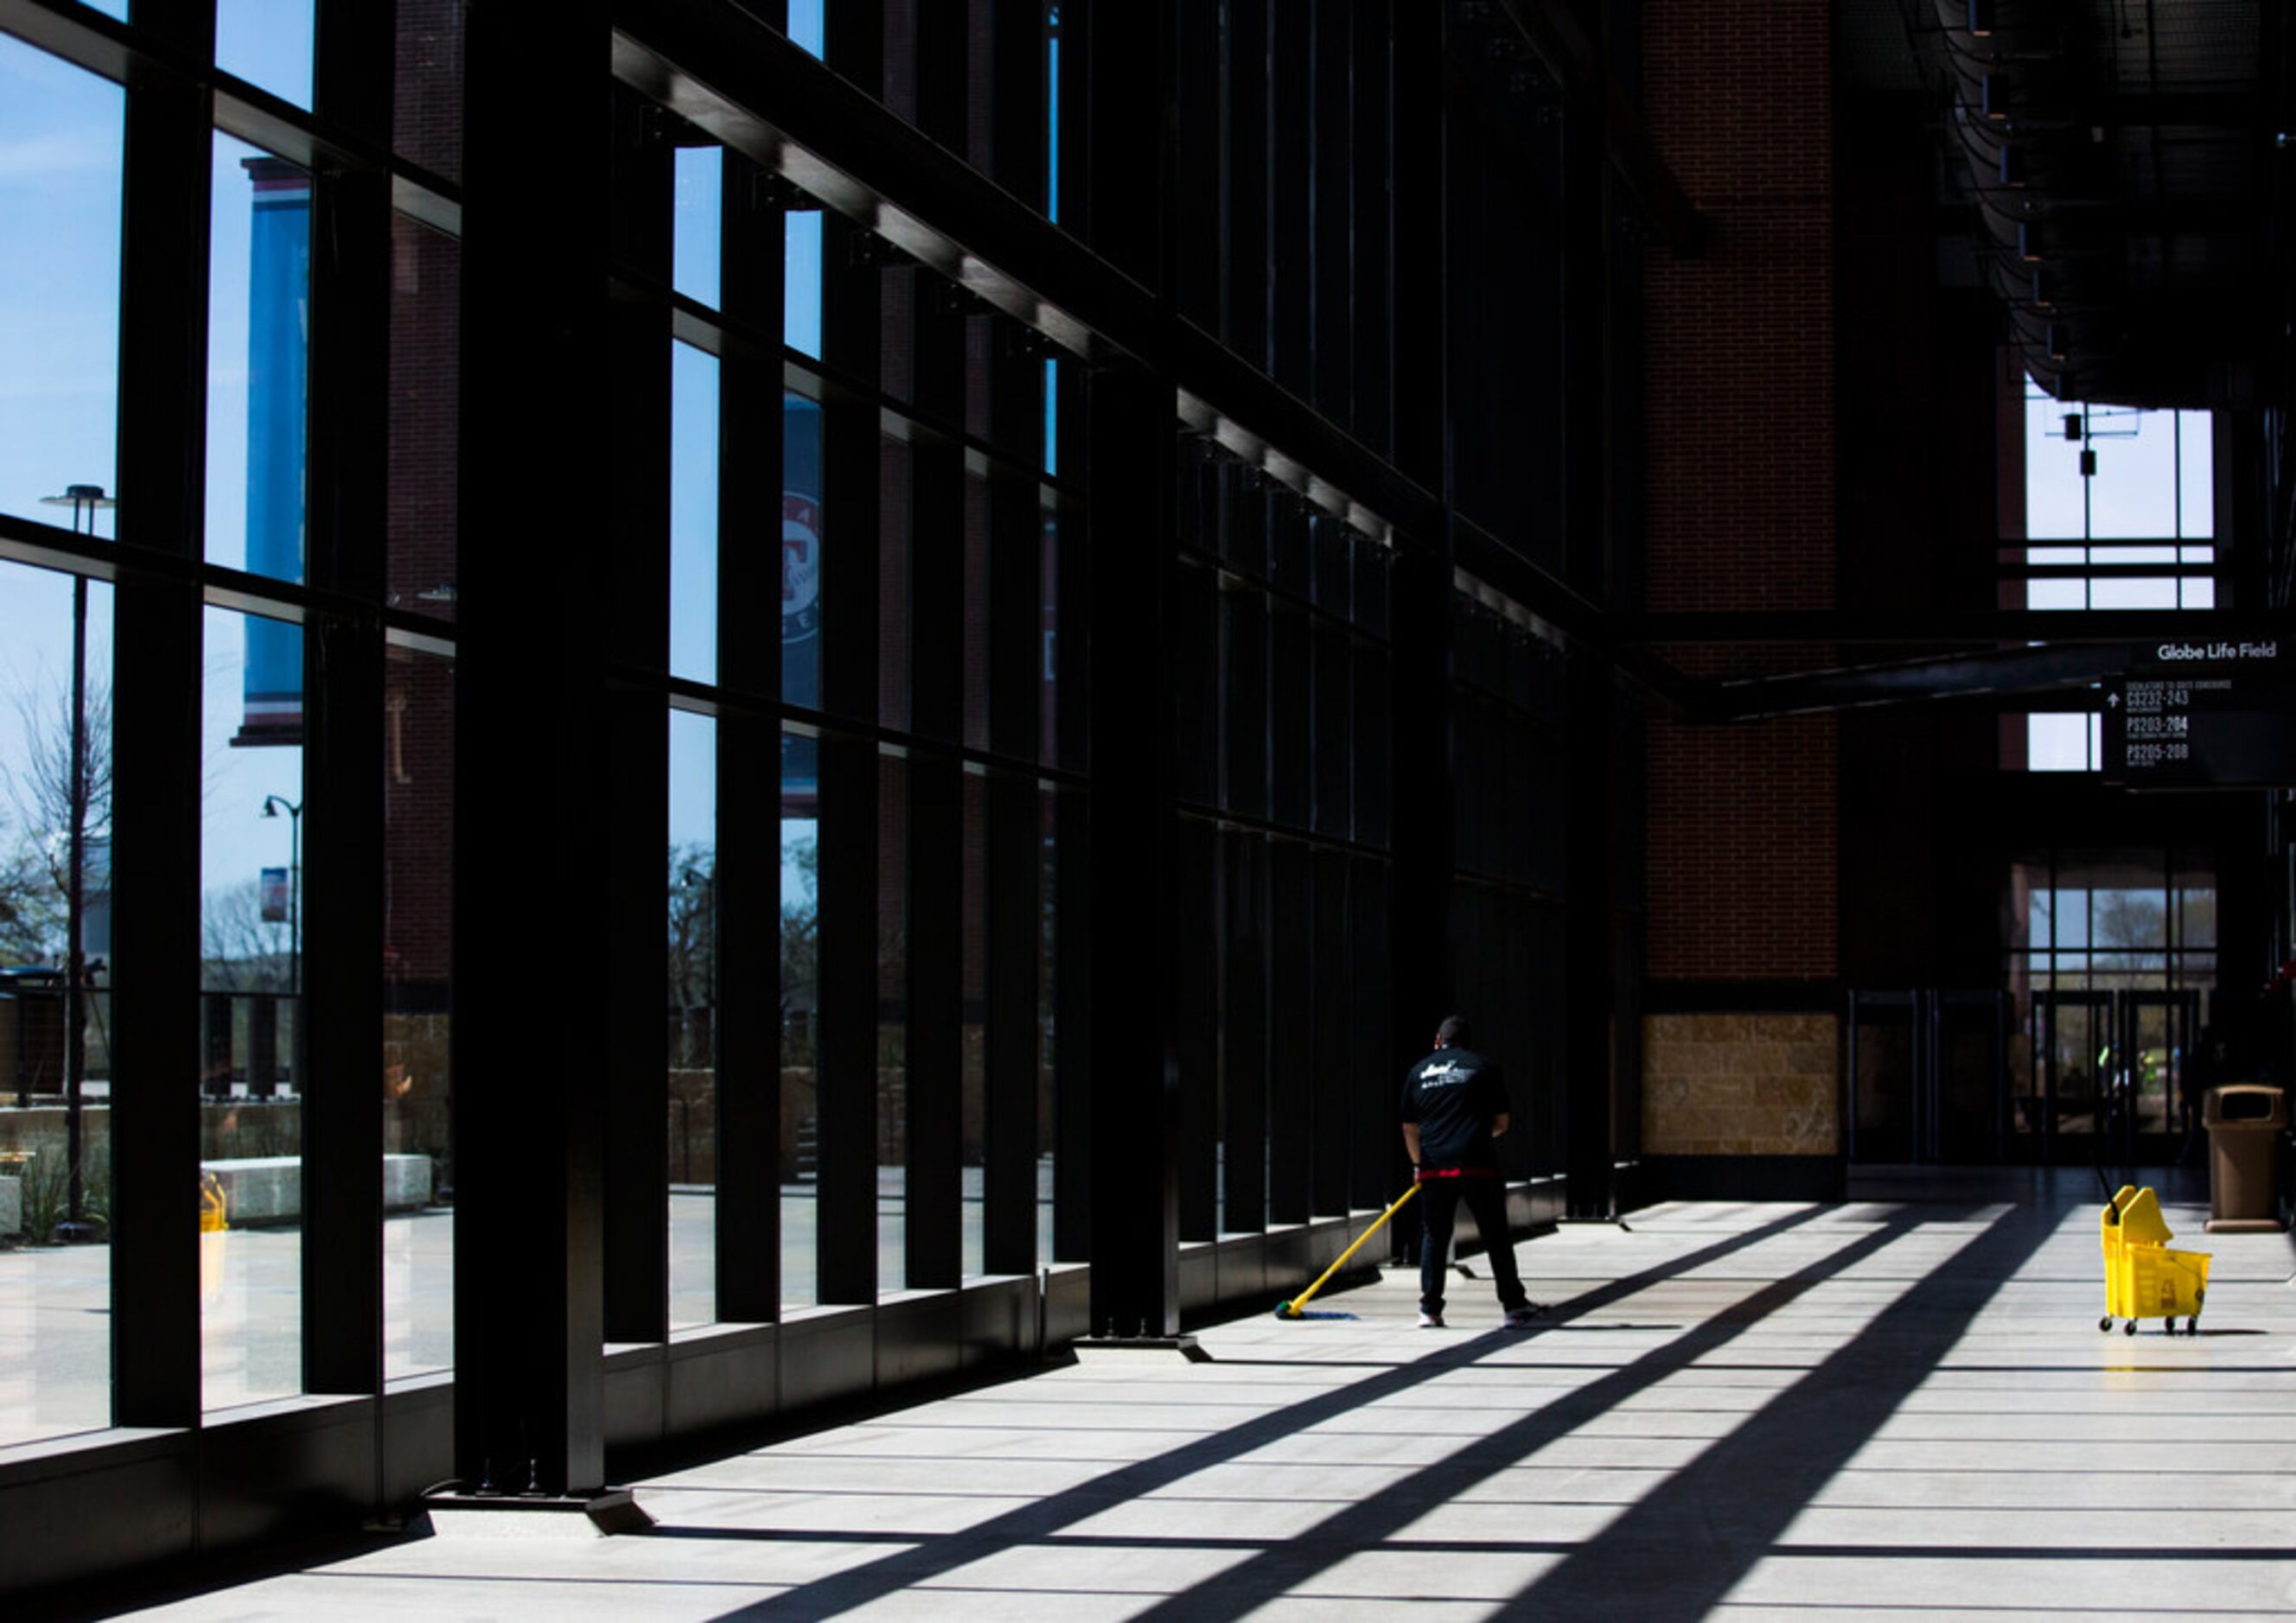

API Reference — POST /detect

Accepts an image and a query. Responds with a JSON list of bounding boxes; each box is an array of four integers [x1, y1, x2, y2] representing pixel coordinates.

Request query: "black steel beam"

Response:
[[711, 149, 783, 1323], [1616, 608, 2290, 646], [106, 10, 214, 1430], [1083, 360, 1180, 1335], [602, 83, 673, 1347], [983, 767, 1041, 1274], [1695, 642, 2143, 722], [451, 0, 612, 1497], [904, 750, 962, 1290]]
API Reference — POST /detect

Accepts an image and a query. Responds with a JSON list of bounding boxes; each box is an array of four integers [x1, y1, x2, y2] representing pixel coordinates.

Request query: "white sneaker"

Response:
[[1418, 1311, 1445, 1328]]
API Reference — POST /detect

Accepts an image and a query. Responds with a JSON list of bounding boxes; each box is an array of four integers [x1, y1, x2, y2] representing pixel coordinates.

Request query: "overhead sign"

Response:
[[2101, 640, 2296, 787]]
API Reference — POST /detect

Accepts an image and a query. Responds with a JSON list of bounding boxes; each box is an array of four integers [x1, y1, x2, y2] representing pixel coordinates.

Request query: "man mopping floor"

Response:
[[1400, 1014, 1543, 1329]]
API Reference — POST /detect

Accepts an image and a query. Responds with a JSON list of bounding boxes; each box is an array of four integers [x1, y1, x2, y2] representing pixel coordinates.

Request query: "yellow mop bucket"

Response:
[[2099, 1184, 2209, 1337]]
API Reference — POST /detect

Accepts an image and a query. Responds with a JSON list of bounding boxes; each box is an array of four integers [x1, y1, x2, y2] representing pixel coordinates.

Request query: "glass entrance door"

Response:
[[2120, 988, 2202, 1150], [1847, 990, 2008, 1164]]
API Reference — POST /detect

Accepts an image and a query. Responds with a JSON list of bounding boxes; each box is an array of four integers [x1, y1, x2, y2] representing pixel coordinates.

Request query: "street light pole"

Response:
[[261, 795, 303, 1091], [38, 484, 113, 1244]]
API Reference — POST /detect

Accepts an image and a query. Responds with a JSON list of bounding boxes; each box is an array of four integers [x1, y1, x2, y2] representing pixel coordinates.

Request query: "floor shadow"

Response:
[[1126, 1201, 2006, 1622], [703, 1204, 1837, 1620], [1497, 1199, 2060, 1618]]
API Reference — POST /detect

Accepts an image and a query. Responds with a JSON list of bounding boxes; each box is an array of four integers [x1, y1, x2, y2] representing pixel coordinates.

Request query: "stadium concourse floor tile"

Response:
[[110, 1180, 2296, 1620]]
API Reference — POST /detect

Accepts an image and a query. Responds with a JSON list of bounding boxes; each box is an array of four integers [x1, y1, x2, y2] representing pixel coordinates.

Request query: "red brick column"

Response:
[[1642, 0, 1838, 984]]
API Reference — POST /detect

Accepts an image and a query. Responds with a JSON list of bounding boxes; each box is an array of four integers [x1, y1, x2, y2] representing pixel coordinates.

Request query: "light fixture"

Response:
[[2029, 270, 2052, 309], [2062, 413, 2082, 442], [2047, 321, 2070, 361], [1999, 145, 2026, 188], [1980, 73, 2008, 120], [2018, 221, 2041, 262], [1967, 0, 1995, 37]]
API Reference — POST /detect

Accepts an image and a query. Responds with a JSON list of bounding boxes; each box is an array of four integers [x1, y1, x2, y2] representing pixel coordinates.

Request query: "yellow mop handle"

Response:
[[1280, 1181, 1422, 1317]]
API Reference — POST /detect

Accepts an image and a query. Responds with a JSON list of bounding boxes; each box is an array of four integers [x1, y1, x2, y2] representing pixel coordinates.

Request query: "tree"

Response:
[[201, 877, 295, 992], [0, 668, 111, 969], [667, 842, 716, 1067]]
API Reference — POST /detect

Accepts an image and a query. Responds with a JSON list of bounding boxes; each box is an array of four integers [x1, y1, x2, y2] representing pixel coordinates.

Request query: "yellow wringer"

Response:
[[2099, 1184, 2208, 1337]]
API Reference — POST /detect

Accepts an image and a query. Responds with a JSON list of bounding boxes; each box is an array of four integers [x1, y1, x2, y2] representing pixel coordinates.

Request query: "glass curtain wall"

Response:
[[0, 26, 124, 1449], [1171, 441, 1396, 1238], [618, 0, 1078, 1316], [0, 0, 469, 1443], [1451, 589, 1569, 1179]]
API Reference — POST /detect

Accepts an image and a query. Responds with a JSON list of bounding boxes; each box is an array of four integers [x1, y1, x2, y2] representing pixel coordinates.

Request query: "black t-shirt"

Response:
[[1400, 1046, 1509, 1170]]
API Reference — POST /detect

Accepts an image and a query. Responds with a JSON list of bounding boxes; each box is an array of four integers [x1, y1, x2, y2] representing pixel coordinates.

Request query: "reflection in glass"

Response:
[[668, 710, 717, 1328], [960, 771, 985, 1276], [783, 396, 823, 710], [878, 754, 905, 1294], [200, 608, 305, 1412], [393, 0, 467, 183], [0, 39, 123, 534], [386, 213, 461, 621], [384, 644, 453, 1380], [1037, 786, 1056, 1262], [781, 729, 818, 1308], [0, 561, 115, 1447], [672, 343, 720, 685], [207, 135, 312, 586]]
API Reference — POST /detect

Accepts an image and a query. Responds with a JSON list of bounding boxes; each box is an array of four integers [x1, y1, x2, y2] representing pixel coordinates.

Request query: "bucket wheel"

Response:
[[2122, 1318, 2138, 1335], [2097, 1315, 2113, 1333]]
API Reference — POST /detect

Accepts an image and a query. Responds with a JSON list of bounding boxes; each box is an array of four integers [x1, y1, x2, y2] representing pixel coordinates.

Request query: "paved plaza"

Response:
[[72, 1178, 2296, 1620]]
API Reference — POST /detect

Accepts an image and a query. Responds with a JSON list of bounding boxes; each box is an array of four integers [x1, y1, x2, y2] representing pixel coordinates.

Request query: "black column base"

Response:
[[418, 1486, 655, 1538]]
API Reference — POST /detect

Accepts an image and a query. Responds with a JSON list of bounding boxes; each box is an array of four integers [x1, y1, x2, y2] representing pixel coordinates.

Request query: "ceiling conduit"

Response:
[[1930, 0, 2267, 409]]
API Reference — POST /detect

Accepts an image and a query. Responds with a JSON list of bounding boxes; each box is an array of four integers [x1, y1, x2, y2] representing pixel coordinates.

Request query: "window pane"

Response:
[[1037, 784, 1056, 1263], [780, 729, 817, 1308], [672, 342, 719, 684], [216, 0, 316, 110], [2024, 386, 2086, 540], [2179, 411, 2214, 538], [2083, 411, 2178, 538], [2089, 576, 2178, 609], [2026, 714, 2093, 772], [878, 754, 905, 1295], [961, 770, 985, 1277], [384, 644, 452, 1381], [206, 135, 312, 585], [789, 0, 826, 57], [783, 395, 822, 710], [0, 39, 122, 537], [786, 212, 823, 358], [673, 145, 722, 309], [0, 561, 114, 1447], [669, 710, 716, 1328], [200, 607, 304, 1412]]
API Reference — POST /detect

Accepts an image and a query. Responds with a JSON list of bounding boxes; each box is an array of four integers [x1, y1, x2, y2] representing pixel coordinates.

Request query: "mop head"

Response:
[[1272, 1302, 1356, 1321]]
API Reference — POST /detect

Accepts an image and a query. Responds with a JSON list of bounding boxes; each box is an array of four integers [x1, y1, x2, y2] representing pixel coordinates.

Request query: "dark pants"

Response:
[[1418, 1174, 1530, 1316]]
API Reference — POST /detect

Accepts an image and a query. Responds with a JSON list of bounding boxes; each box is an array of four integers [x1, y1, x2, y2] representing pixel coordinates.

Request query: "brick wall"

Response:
[[1642, 0, 1839, 982]]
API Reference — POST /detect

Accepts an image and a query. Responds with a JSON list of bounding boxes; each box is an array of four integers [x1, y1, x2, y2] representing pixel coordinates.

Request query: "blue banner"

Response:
[[235, 156, 309, 748]]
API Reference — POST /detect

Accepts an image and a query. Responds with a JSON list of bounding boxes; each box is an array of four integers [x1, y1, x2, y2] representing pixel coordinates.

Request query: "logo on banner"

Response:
[[260, 866, 290, 923], [783, 492, 821, 643]]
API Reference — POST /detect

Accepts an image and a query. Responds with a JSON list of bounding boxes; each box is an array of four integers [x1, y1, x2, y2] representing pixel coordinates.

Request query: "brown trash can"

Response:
[[2203, 1085, 2287, 1233]]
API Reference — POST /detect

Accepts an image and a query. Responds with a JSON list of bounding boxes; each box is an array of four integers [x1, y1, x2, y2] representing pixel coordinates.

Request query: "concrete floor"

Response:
[[99, 1179, 2296, 1620]]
